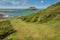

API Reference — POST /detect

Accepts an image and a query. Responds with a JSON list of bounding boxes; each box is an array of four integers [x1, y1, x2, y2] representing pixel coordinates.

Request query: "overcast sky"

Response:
[[0, 0, 59, 9]]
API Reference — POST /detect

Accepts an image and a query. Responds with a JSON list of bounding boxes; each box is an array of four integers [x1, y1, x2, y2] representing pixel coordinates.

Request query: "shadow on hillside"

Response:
[[0, 21, 16, 40]]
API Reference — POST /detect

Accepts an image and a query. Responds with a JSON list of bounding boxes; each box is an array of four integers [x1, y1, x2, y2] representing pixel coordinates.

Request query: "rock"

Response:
[[0, 14, 4, 19]]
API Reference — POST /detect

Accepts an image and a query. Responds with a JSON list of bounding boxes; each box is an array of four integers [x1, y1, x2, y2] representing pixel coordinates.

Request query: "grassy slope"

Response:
[[0, 19, 16, 40], [21, 2, 60, 23], [1, 2, 60, 40], [6, 17, 60, 40]]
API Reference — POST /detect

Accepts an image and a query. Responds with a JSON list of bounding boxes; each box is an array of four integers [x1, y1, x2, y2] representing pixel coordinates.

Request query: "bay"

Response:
[[0, 10, 40, 18]]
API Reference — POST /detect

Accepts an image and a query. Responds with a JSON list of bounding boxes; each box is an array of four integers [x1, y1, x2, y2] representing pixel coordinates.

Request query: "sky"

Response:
[[0, 0, 59, 9]]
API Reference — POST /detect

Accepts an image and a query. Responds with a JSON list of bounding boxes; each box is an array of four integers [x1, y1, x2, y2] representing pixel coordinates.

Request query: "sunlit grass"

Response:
[[6, 18, 60, 40]]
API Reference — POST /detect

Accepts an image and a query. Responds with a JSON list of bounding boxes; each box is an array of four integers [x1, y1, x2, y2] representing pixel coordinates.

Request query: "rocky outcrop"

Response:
[[0, 14, 4, 19]]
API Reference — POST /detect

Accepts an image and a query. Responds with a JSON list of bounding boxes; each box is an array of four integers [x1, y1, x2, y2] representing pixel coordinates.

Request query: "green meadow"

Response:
[[0, 2, 60, 40]]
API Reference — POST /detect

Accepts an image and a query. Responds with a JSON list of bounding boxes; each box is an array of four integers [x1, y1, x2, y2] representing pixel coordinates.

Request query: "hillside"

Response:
[[0, 20, 16, 40], [26, 7, 37, 10], [21, 2, 60, 23], [0, 2, 60, 40]]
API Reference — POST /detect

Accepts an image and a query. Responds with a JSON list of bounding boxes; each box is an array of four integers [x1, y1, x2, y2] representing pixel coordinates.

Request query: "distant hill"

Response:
[[21, 2, 60, 23], [0, 7, 37, 12], [26, 7, 37, 10]]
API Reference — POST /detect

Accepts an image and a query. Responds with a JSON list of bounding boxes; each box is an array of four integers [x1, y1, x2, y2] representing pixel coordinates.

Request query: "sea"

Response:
[[0, 10, 40, 18]]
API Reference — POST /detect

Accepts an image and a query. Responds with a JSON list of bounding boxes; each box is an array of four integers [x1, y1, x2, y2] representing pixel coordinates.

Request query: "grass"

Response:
[[20, 2, 60, 23], [0, 20, 16, 40], [0, 2, 60, 40], [4, 17, 59, 40]]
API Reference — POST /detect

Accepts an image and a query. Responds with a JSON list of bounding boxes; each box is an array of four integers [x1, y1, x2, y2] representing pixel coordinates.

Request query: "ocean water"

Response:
[[0, 10, 40, 18]]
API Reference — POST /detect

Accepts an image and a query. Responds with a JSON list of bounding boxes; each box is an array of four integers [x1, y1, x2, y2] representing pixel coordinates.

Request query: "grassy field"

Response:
[[0, 2, 60, 40], [3, 18, 60, 40]]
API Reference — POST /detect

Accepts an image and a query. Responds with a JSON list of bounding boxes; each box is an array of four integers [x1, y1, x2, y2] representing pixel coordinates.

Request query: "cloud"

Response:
[[1, 0, 7, 1], [58, 0, 60, 2], [0, 0, 44, 7], [41, 0, 44, 3], [10, 1, 20, 5], [0, 0, 19, 5], [0, 0, 29, 6]]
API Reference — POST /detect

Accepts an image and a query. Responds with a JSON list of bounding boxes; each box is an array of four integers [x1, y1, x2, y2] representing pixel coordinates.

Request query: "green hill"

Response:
[[21, 2, 60, 23], [26, 7, 37, 10]]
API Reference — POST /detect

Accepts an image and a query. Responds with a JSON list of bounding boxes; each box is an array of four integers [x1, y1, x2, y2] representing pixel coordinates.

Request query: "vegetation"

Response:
[[0, 20, 16, 40], [21, 2, 60, 23], [26, 7, 37, 10], [0, 2, 60, 40]]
